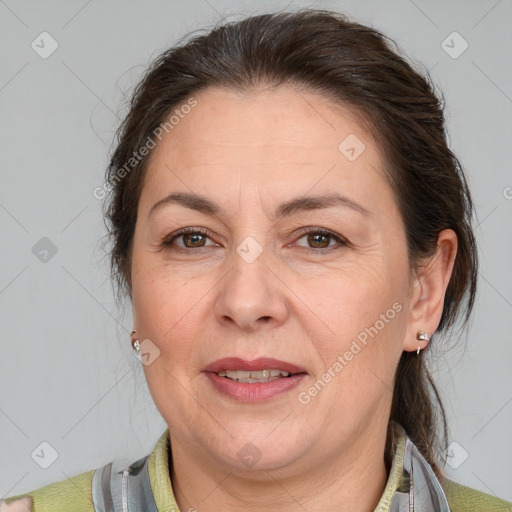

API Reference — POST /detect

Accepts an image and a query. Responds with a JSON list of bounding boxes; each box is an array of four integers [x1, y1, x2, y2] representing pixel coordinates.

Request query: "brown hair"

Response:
[[104, 9, 478, 474]]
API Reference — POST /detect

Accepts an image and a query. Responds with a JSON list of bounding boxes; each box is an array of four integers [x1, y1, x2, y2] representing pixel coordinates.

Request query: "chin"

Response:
[[208, 427, 311, 474]]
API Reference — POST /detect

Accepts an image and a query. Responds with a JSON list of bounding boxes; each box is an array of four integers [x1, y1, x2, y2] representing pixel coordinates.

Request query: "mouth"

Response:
[[203, 357, 307, 378], [216, 369, 295, 383], [202, 357, 307, 401]]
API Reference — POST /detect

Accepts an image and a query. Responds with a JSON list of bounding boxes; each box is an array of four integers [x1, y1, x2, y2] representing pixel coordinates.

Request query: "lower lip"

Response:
[[204, 372, 307, 402]]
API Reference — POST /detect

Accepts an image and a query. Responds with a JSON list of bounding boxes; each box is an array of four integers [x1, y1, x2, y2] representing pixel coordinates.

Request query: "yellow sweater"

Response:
[[3, 429, 511, 511]]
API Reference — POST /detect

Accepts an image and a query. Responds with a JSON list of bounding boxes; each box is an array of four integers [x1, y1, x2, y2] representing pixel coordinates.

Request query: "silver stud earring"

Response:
[[416, 330, 430, 355], [131, 329, 140, 353]]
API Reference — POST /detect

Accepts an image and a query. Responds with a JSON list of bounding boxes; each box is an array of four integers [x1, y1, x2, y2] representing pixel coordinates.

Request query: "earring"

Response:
[[416, 330, 430, 355], [131, 329, 140, 353]]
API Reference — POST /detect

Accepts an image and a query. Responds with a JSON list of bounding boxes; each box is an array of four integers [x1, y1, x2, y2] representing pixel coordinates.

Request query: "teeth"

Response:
[[217, 369, 291, 382]]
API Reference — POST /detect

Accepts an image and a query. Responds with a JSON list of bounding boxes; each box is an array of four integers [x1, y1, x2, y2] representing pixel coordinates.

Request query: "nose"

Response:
[[213, 243, 289, 333]]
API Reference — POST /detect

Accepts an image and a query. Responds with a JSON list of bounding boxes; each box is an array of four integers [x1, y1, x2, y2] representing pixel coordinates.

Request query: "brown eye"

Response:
[[307, 232, 331, 249], [182, 232, 207, 248], [162, 227, 217, 251], [295, 228, 348, 253]]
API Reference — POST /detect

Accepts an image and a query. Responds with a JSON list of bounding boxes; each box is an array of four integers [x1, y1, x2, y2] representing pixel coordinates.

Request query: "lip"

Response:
[[202, 357, 307, 374], [205, 372, 307, 402], [202, 357, 308, 402]]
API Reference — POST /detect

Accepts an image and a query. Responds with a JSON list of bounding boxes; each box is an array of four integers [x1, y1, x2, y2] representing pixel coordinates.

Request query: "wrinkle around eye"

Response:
[[143, 210, 378, 256]]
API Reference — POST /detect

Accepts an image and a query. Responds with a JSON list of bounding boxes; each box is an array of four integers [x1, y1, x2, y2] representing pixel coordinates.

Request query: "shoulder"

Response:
[[1, 469, 95, 512], [1, 430, 171, 512], [442, 478, 512, 512]]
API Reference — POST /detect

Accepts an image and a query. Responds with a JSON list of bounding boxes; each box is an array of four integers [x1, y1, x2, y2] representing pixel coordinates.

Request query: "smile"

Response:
[[217, 369, 291, 383]]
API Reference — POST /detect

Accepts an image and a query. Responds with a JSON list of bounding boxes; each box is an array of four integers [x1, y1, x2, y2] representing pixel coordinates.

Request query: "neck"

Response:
[[169, 424, 389, 512]]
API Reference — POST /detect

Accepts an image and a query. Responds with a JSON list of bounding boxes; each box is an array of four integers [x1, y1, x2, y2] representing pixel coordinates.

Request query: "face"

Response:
[[130, 85, 415, 474]]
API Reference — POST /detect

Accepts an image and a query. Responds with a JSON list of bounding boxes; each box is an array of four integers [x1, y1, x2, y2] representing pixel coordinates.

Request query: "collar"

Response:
[[373, 425, 451, 511], [142, 426, 451, 511]]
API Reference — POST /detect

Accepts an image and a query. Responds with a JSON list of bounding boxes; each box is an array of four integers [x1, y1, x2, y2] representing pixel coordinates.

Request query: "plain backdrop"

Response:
[[1, 0, 511, 503]]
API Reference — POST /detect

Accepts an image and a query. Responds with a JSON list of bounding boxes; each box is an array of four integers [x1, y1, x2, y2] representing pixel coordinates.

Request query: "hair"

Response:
[[103, 9, 478, 475]]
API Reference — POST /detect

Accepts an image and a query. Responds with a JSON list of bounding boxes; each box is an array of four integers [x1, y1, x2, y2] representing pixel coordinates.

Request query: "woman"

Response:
[[3, 9, 511, 512]]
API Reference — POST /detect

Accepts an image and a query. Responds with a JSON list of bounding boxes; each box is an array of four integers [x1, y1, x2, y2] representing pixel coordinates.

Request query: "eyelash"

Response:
[[161, 227, 348, 254]]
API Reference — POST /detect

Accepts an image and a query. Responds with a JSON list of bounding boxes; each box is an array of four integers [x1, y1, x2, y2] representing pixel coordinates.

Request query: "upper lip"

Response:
[[203, 357, 307, 374]]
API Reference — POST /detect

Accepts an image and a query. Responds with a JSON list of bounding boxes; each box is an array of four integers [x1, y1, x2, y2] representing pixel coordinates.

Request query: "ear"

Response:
[[403, 229, 458, 353]]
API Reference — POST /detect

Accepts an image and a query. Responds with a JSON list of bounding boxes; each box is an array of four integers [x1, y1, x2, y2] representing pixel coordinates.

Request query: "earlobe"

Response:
[[403, 229, 458, 353], [415, 329, 430, 355]]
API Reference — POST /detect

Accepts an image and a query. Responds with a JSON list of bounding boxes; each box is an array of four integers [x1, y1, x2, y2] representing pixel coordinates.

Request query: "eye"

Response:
[[162, 227, 218, 251], [161, 227, 348, 254], [294, 228, 348, 252]]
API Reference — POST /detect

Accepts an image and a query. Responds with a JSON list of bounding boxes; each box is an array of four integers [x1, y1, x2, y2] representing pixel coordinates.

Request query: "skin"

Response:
[[130, 85, 457, 512]]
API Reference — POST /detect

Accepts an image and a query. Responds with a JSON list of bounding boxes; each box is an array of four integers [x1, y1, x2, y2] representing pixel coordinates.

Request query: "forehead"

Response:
[[154, 85, 375, 160], [140, 85, 392, 215]]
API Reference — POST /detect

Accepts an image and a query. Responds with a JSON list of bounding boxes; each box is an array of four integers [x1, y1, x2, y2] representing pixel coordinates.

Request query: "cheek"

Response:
[[132, 256, 196, 326], [131, 262, 216, 373], [310, 275, 406, 424], [307, 258, 408, 395], [314, 260, 405, 337]]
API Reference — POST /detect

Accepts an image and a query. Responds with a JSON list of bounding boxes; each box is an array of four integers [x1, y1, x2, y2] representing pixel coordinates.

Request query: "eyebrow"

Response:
[[148, 191, 372, 220]]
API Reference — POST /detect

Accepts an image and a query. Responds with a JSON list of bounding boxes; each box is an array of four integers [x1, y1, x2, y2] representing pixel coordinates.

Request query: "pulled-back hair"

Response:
[[104, 9, 478, 474]]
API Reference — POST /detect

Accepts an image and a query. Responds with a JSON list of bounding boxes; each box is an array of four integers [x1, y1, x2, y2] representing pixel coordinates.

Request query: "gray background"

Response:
[[1, 0, 511, 503]]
